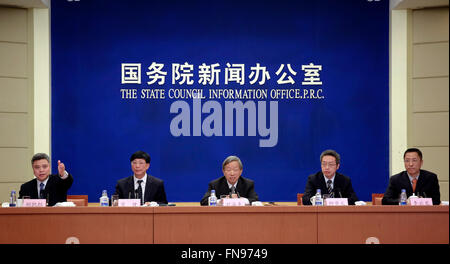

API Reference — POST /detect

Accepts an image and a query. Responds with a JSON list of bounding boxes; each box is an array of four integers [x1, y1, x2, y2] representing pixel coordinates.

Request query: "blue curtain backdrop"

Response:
[[51, 0, 389, 202]]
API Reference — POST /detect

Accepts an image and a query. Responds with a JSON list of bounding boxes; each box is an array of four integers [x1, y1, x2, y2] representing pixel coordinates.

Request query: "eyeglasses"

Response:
[[132, 161, 147, 166], [33, 164, 49, 170], [404, 159, 420, 164], [321, 162, 337, 168], [224, 168, 241, 173]]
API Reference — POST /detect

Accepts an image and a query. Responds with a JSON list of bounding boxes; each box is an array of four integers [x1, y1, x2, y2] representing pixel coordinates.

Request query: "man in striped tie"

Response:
[[302, 149, 359, 205]]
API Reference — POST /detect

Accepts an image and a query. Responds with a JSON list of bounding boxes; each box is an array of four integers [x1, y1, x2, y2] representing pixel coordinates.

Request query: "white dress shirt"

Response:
[[134, 174, 147, 199]]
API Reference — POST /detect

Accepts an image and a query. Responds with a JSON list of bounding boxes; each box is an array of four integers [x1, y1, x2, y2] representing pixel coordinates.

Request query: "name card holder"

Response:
[[222, 198, 247, 206], [22, 199, 46, 207], [409, 197, 433, 206], [118, 199, 141, 207], [324, 198, 348, 206]]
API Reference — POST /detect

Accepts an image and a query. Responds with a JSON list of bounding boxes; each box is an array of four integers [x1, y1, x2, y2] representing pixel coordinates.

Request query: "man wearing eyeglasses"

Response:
[[382, 148, 440, 205], [19, 153, 73, 206], [200, 155, 259, 205], [302, 149, 359, 205], [115, 151, 168, 205]]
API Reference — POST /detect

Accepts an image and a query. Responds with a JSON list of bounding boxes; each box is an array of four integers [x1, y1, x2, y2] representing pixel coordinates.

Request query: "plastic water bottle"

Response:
[[399, 189, 407, 205], [208, 190, 217, 206], [9, 190, 17, 207], [314, 189, 323, 206], [100, 190, 109, 206]]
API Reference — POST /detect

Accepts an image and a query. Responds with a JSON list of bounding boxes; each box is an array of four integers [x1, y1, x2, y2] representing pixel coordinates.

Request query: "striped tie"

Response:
[[327, 180, 334, 198]]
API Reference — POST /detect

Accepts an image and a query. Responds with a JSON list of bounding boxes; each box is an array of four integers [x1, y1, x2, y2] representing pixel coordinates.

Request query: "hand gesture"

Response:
[[57, 160, 66, 177]]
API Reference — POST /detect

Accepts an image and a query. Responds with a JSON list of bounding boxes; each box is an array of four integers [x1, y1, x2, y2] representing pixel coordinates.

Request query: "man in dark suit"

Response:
[[19, 153, 73, 206], [382, 148, 440, 205], [200, 155, 259, 205], [115, 151, 168, 205], [303, 149, 359, 205]]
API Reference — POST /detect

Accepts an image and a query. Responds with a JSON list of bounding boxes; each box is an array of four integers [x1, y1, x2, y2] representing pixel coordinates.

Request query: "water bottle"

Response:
[[208, 190, 217, 206], [314, 189, 323, 206], [100, 190, 109, 206], [399, 189, 407, 205], [9, 190, 17, 207]]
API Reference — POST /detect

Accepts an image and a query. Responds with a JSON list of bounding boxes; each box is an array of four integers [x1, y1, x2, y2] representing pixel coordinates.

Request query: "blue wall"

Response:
[[51, 0, 389, 202]]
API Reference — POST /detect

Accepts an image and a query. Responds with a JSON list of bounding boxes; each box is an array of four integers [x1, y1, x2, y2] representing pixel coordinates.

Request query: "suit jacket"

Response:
[[302, 171, 359, 205], [115, 175, 168, 204], [200, 176, 259, 206], [19, 173, 73, 206], [382, 169, 440, 205]]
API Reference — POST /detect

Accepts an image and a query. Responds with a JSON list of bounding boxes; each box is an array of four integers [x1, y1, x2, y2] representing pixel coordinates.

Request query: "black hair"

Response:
[[130, 151, 151, 163], [403, 148, 423, 160]]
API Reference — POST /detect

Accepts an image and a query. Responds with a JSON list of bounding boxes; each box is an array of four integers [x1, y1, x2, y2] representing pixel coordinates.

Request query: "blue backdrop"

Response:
[[51, 0, 389, 202]]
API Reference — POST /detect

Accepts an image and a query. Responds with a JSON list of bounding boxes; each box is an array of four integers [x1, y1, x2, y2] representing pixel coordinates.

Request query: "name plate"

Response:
[[118, 199, 140, 207], [222, 198, 247, 206], [409, 197, 433, 206], [22, 199, 46, 207], [324, 198, 348, 206]]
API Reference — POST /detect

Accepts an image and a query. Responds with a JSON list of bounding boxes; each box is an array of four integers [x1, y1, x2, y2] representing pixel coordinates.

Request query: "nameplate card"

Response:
[[222, 198, 247, 206], [22, 199, 46, 207], [324, 198, 348, 206], [409, 198, 433, 206], [118, 199, 141, 207]]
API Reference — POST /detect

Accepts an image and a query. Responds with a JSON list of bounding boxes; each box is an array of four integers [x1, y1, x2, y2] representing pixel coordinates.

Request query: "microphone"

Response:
[[334, 188, 343, 198], [422, 192, 427, 198]]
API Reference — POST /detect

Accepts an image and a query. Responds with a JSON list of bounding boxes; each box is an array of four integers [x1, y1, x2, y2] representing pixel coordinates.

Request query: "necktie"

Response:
[[412, 178, 418, 193], [39, 183, 45, 199], [327, 180, 334, 198], [137, 180, 143, 205]]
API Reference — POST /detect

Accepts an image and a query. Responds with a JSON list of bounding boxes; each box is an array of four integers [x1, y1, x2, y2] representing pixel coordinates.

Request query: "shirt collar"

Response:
[[323, 174, 335, 184], [227, 180, 238, 189], [37, 176, 49, 186], [407, 172, 420, 182], [134, 173, 147, 185]]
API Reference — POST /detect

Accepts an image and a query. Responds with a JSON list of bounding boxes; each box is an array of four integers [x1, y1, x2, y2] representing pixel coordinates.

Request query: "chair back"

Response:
[[297, 193, 304, 206], [371, 193, 384, 205], [67, 195, 88, 206]]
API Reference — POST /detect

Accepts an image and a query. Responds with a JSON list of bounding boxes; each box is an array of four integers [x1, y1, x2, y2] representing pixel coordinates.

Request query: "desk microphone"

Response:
[[334, 188, 343, 198], [423, 192, 427, 198]]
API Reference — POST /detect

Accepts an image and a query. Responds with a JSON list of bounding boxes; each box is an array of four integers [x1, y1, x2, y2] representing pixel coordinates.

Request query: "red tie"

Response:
[[412, 178, 418, 193]]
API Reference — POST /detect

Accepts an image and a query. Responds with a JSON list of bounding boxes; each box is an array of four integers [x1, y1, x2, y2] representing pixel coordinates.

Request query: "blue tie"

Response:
[[39, 183, 45, 199]]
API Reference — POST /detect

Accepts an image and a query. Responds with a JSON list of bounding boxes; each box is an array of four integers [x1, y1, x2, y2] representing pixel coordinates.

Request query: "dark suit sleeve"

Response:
[[19, 183, 27, 199], [341, 178, 358, 205], [200, 182, 214, 206], [244, 180, 259, 204], [427, 172, 441, 205], [154, 181, 168, 204], [382, 175, 400, 205], [114, 180, 125, 198], [302, 175, 316, 205], [59, 173, 73, 192]]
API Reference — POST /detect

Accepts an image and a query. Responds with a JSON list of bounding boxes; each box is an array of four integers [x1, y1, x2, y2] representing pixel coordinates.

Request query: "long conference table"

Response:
[[0, 205, 448, 244]]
